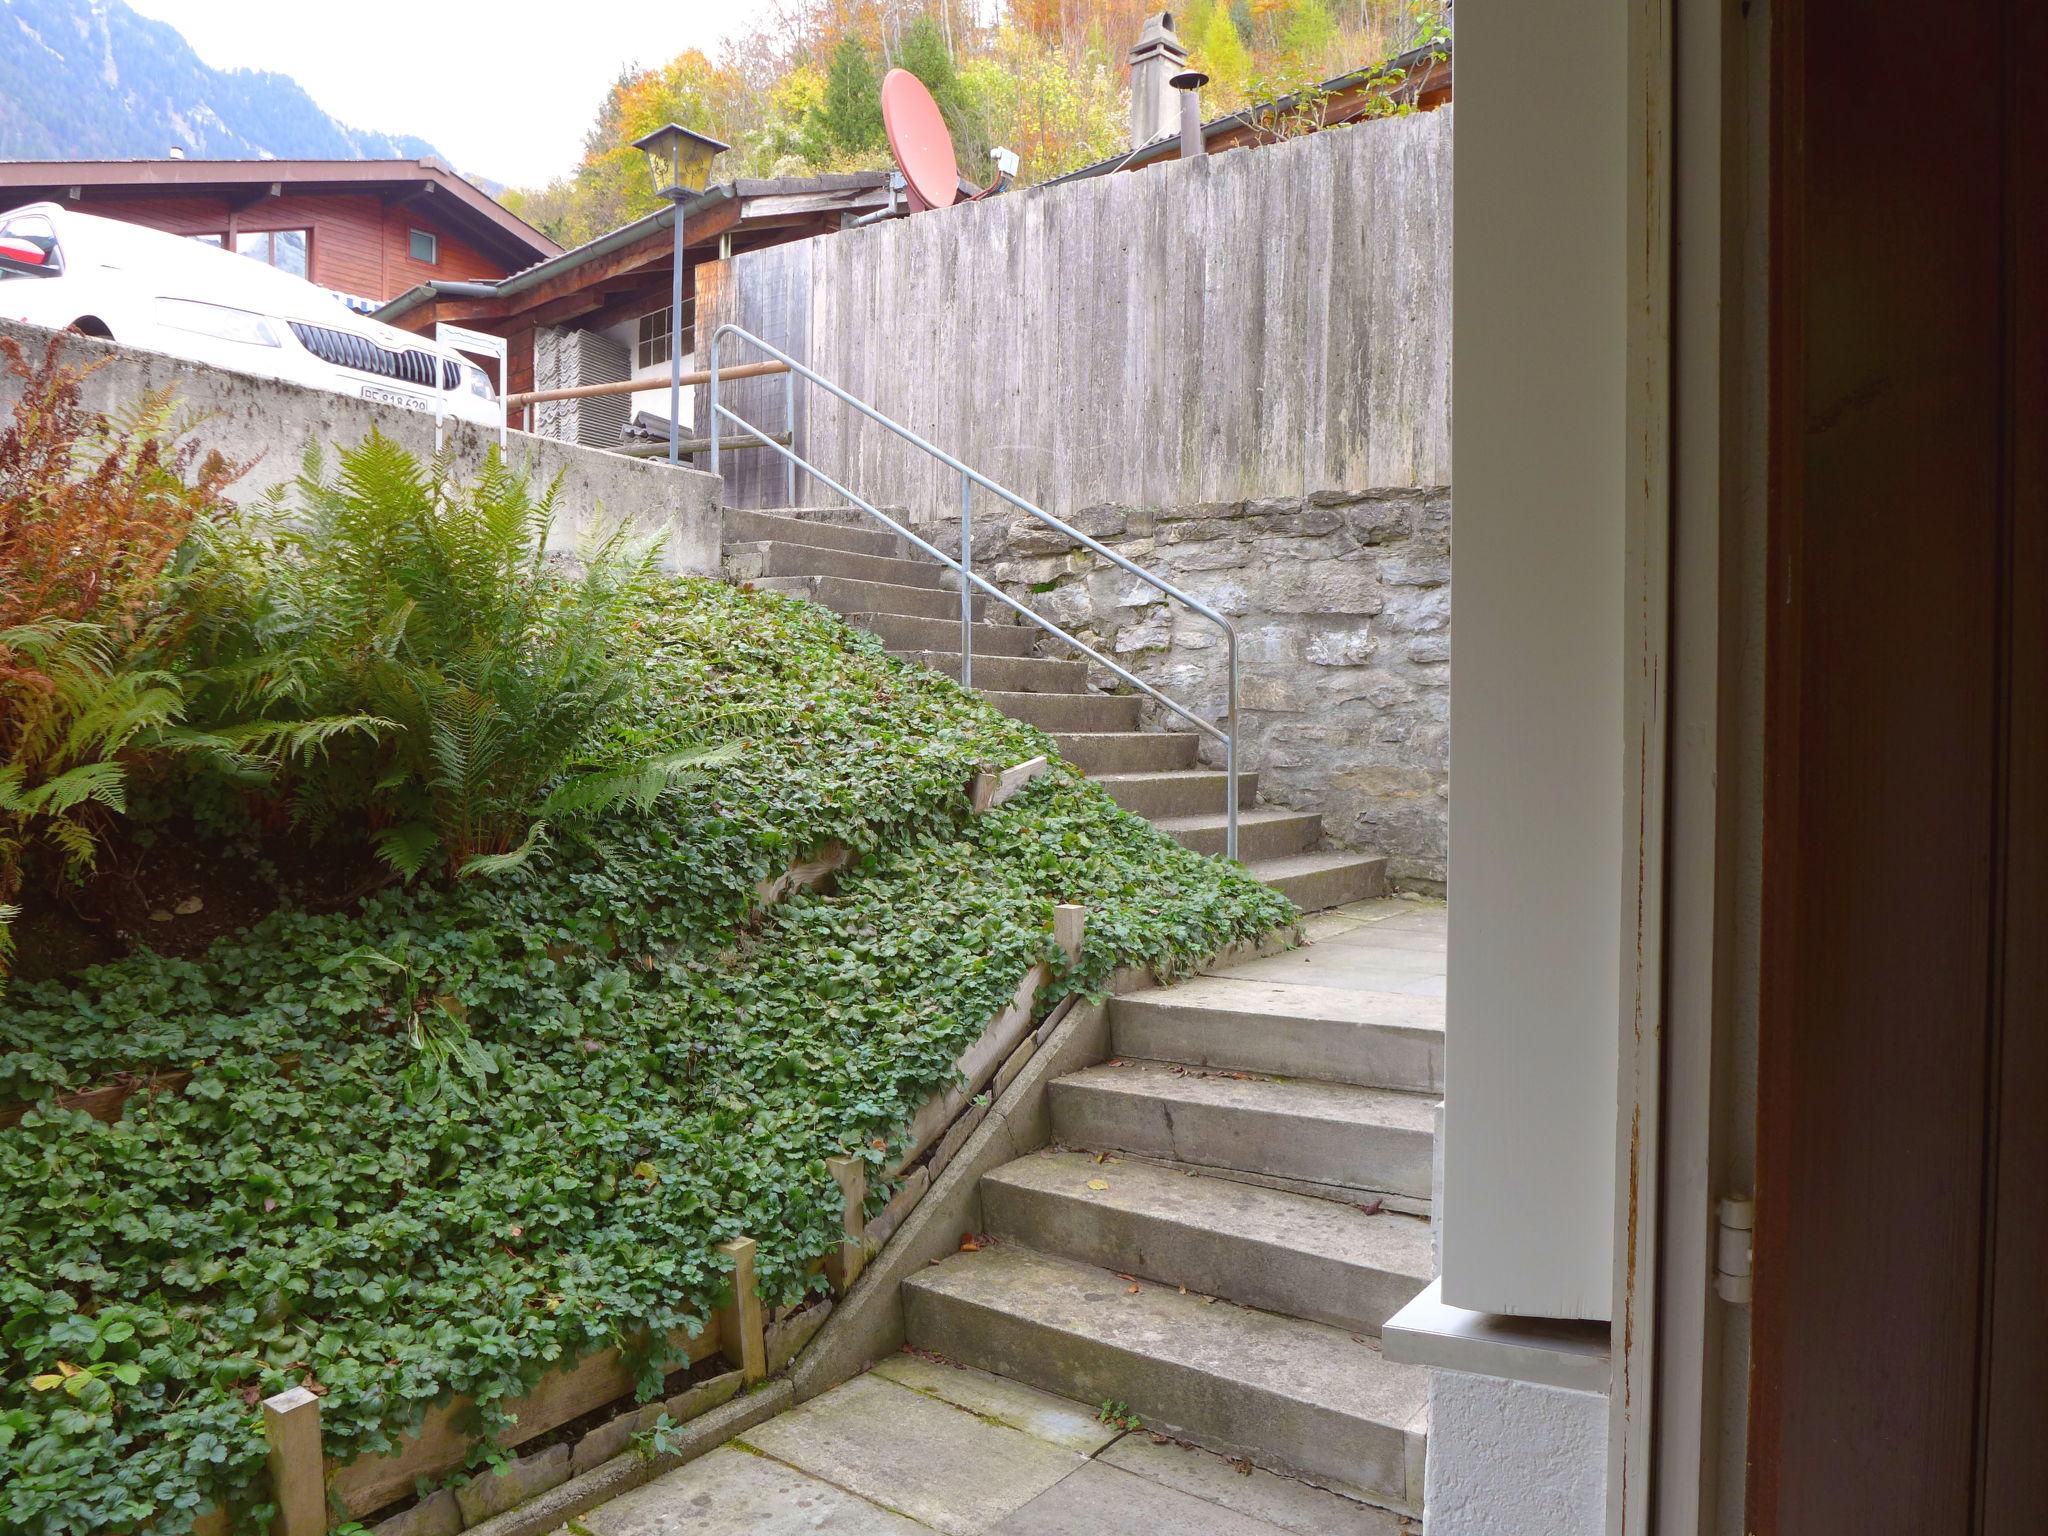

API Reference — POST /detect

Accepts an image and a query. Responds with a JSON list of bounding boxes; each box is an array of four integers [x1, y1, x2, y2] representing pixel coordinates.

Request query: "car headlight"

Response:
[[465, 364, 495, 400], [154, 298, 281, 347]]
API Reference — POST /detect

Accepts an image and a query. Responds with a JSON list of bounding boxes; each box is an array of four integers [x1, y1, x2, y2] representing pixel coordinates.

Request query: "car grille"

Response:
[[287, 322, 458, 390]]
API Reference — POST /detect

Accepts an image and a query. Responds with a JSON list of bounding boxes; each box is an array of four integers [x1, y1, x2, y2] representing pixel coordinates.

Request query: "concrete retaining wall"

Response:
[[0, 318, 723, 574]]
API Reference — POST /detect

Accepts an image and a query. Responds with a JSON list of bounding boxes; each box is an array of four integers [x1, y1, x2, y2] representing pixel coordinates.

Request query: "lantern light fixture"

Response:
[[634, 123, 730, 199]]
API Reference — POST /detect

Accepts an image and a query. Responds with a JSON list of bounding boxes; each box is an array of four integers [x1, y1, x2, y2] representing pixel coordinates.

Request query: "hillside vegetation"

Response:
[[0, 346, 1293, 1533], [505, 0, 1449, 247]]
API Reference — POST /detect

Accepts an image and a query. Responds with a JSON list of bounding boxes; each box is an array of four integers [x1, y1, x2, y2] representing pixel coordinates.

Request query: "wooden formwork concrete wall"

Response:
[[697, 109, 1452, 513]]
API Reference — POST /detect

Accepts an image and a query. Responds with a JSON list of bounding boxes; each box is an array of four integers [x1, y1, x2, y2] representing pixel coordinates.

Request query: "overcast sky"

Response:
[[124, 0, 749, 188]]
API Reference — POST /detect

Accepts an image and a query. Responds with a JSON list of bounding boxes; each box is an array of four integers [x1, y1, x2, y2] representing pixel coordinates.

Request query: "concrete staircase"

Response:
[[901, 920, 1443, 1516], [725, 507, 1388, 911]]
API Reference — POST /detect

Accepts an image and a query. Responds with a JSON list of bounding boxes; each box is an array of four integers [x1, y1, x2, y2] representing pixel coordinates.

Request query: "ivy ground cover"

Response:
[[0, 578, 1294, 1535]]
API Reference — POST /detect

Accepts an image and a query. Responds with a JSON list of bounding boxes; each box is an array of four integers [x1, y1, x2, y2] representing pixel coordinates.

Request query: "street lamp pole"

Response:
[[630, 122, 730, 469], [667, 199, 685, 464]]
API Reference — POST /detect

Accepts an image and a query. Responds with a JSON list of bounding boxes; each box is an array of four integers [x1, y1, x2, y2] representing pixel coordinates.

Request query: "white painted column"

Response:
[[1439, 0, 1628, 1324]]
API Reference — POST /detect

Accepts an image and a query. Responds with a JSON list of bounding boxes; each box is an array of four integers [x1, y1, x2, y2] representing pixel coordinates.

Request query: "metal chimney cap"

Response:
[[1169, 68, 1209, 91]]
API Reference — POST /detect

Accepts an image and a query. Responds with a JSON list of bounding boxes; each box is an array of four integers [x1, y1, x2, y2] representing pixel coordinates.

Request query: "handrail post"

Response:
[[959, 471, 974, 690], [784, 366, 798, 506], [1225, 628, 1240, 862], [708, 332, 721, 481]]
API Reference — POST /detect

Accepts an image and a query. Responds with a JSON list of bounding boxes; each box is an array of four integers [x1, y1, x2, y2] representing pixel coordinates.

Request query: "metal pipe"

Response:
[[959, 472, 973, 690], [784, 368, 798, 505], [709, 322, 1242, 855], [1179, 89, 1203, 159], [1170, 68, 1210, 161], [713, 402, 1231, 746], [708, 329, 722, 480], [709, 326, 1236, 635], [667, 198, 684, 465]]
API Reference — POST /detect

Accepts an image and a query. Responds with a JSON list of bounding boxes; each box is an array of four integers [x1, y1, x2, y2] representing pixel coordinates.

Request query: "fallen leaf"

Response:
[[1115, 1272, 1136, 1282], [174, 896, 203, 915], [1126, 1285, 1140, 1295], [959, 1234, 980, 1252], [1148, 1432, 1170, 1444], [263, 1197, 278, 1212], [509, 1225, 524, 1238], [148, 909, 173, 923], [1355, 1199, 1385, 1216], [1178, 1285, 1187, 1295], [1086, 1178, 1110, 1191], [1232, 1457, 1255, 1477]]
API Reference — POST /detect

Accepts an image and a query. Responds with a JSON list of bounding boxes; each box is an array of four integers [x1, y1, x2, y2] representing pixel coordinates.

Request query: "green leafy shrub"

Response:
[[180, 433, 730, 880], [0, 336, 240, 969], [0, 577, 1294, 1533]]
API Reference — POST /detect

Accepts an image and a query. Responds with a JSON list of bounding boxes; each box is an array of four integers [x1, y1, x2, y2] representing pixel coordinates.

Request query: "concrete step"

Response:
[[888, 650, 1094, 695], [754, 575, 986, 624], [1095, 770, 1259, 820], [1050, 1058, 1434, 1201], [1152, 807, 1323, 862], [722, 507, 902, 558], [983, 1150, 1434, 1336], [903, 1244, 1427, 1510], [1049, 731, 1200, 775], [849, 611, 1043, 657], [980, 690, 1144, 734], [724, 541, 951, 591], [1111, 977, 1444, 1094], [1246, 851, 1389, 912]]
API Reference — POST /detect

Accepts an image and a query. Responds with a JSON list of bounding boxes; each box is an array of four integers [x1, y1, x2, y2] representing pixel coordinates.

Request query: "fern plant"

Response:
[[183, 432, 733, 880], [0, 337, 242, 967]]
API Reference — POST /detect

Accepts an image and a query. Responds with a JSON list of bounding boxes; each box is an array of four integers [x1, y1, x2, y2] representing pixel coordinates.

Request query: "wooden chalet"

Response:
[[375, 174, 891, 439], [0, 158, 559, 309]]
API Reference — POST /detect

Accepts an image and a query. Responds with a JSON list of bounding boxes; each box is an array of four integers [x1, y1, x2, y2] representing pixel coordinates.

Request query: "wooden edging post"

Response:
[[1054, 903, 1086, 966], [717, 1237, 767, 1384], [823, 1155, 869, 1295], [262, 1386, 324, 1536]]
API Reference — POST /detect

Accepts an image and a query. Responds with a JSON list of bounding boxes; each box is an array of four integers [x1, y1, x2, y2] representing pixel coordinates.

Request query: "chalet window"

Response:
[[636, 301, 695, 372], [409, 228, 438, 265], [235, 228, 309, 279]]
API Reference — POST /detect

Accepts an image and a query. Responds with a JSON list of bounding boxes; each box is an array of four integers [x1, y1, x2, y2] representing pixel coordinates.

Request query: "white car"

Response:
[[0, 202, 501, 427]]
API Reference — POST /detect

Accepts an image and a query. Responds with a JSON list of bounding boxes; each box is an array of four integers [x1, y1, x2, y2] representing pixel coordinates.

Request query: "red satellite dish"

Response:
[[881, 69, 961, 211]]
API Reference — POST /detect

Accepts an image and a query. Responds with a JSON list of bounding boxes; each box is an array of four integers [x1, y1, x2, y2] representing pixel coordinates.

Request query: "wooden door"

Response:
[[1750, 0, 2044, 1529]]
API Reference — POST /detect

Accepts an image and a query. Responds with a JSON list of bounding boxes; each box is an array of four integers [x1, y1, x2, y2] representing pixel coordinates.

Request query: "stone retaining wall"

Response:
[[979, 489, 1451, 889]]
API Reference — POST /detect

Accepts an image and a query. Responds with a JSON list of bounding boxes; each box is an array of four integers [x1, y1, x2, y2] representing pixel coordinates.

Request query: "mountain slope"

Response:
[[0, 0, 441, 162]]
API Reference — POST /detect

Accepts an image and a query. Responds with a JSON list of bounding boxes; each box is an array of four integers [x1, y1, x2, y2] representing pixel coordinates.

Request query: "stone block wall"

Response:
[[974, 489, 1451, 890]]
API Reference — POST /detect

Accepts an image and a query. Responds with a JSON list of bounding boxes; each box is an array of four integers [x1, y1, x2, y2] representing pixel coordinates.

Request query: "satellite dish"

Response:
[[881, 69, 960, 211]]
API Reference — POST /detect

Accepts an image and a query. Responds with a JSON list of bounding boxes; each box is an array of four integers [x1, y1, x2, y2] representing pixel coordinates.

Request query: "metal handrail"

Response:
[[708, 323, 1241, 861]]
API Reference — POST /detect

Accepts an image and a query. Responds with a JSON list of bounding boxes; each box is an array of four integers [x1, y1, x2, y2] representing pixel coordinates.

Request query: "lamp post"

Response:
[[633, 123, 729, 464]]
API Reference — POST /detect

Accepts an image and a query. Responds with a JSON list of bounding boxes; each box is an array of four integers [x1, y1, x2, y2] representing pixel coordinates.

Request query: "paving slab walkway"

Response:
[[567, 1354, 1418, 1536]]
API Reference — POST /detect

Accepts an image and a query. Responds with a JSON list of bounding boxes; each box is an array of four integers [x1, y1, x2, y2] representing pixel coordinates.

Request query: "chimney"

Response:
[[1126, 11, 1187, 151]]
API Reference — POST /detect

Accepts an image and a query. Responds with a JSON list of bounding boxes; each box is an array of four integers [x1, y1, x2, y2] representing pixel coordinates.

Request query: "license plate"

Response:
[[360, 384, 434, 413]]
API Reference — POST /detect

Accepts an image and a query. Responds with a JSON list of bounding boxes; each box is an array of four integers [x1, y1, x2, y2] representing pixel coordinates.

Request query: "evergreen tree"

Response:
[[817, 36, 885, 154]]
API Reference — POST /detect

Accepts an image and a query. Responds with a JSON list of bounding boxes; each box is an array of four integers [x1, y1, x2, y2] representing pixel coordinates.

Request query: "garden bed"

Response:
[[1, 578, 1294, 1535]]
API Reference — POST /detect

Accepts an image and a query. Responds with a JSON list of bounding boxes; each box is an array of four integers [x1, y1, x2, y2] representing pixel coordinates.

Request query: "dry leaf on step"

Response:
[[1087, 1179, 1109, 1191]]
